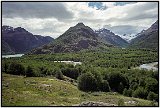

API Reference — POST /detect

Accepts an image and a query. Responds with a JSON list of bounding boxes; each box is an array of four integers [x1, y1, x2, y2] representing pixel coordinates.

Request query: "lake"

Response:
[[2, 54, 24, 58]]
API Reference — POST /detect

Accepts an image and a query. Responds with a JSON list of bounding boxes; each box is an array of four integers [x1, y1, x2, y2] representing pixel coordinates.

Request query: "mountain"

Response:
[[129, 20, 158, 50], [29, 23, 113, 54], [2, 25, 54, 54], [120, 34, 136, 42], [2, 40, 15, 55], [95, 28, 129, 47]]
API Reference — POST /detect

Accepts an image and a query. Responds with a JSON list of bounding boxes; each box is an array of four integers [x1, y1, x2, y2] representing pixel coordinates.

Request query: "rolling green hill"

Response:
[[2, 73, 157, 106]]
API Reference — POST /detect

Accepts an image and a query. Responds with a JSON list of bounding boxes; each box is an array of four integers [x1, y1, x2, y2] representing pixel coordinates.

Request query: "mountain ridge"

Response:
[[95, 28, 129, 47], [2, 25, 54, 54], [29, 23, 113, 54], [129, 20, 158, 50]]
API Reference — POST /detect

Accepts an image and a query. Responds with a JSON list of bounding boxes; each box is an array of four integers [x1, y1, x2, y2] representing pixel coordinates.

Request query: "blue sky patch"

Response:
[[114, 2, 137, 6], [88, 2, 106, 10]]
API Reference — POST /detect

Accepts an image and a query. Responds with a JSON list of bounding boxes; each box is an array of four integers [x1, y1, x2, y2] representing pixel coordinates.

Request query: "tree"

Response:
[[147, 92, 158, 102], [8, 62, 25, 75], [91, 70, 103, 90], [55, 70, 64, 80], [107, 72, 129, 93], [100, 80, 110, 92], [77, 72, 97, 91], [145, 77, 158, 94], [39, 67, 48, 76], [61, 67, 79, 79], [118, 82, 125, 94], [123, 88, 132, 97], [132, 87, 148, 99], [2, 62, 8, 73], [26, 66, 34, 77]]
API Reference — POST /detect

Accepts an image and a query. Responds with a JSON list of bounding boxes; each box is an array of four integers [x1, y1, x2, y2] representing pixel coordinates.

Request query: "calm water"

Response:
[[2, 54, 24, 58]]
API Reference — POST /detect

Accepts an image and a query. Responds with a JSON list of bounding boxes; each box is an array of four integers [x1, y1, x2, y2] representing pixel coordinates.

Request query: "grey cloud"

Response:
[[103, 25, 145, 35], [107, 2, 158, 22], [2, 2, 74, 20]]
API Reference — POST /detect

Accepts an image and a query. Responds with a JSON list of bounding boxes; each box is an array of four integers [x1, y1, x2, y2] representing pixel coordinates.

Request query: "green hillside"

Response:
[[2, 73, 156, 106]]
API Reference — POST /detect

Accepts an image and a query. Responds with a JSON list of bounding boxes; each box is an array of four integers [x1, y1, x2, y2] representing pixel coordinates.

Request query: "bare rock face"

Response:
[[78, 101, 117, 106]]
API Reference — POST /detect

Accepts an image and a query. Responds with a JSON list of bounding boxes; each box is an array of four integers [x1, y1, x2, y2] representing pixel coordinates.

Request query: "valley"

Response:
[[2, 48, 158, 106], [1, 2, 158, 106]]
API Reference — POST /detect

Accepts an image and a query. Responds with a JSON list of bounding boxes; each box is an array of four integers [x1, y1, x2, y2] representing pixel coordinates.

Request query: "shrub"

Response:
[[61, 67, 79, 79], [123, 88, 132, 97], [77, 72, 97, 91], [91, 70, 103, 90], [130, 82, 138, 90], [145, 78, 158, 94], [2, 62, 9, 73], [100, 80, 110, 92], [26, 66, 35, 77], [152, 71, 158, 81], [108, 72, 129, 93], [8, 62, 25, 75], [39, 67, 48, 76], [132, 87, 148, 99], [118, 82, 125, 94], [147, 92, 158, 102], [118, 98, 125, 106], [55, 70, 64, 80]]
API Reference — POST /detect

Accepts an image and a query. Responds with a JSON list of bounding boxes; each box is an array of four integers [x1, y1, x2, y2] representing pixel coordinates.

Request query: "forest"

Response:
[[2, 48, 158, 105]]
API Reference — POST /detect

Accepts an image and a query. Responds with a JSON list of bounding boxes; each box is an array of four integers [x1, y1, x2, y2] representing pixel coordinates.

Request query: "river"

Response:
[[54, 61, 82, 66], [2, 54, 24, 58], [135, 62, 158, 71]]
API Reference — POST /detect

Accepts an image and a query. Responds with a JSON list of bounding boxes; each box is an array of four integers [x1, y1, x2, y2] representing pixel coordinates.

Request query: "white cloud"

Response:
[[2, 2, 158, 39]]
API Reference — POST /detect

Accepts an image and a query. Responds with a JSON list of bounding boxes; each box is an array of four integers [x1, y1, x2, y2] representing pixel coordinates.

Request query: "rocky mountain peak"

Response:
[[76, 22, 85, 27], [150, 20, 158, 31], [2, 25, 14, 32], [14, 27, 28, 33]]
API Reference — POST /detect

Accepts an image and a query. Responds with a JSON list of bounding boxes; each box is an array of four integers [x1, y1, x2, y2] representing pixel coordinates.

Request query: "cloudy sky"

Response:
[[2, 2, 158, 39]]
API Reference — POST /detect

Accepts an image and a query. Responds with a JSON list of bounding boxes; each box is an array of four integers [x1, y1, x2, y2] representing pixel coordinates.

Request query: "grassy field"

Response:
[[2, 73, 157, 106]]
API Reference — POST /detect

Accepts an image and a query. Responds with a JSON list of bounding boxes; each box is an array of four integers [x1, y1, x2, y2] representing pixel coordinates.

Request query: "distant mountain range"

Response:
[[2, 20, 158, 54], [120, 34, 137, 42], [129, 20, 158, 50], [2, 26, 54, 54], [95, 28, 128, 47], [29, 23, 113, 54]]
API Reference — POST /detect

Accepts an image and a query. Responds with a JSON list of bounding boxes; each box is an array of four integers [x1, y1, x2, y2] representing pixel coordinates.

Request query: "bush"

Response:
[[118, 99, 125, 106], [152, 71, 158, 81], [78, 72, 97, 91], [39, 67, 48, 76], [61, 67, 79, 79], [145, 78, 158, 94], [108, 72, 129, 93], [2, 62, 9, 73], [100, 80, 110, 92], [147, 92, 158, 102], [132, 87, 148, 99], [8, 62, 25, 75], [26, 66, 35, 77], [91, 70, 103, 90], [123, 88, 132, 97], [55, 70, 64, 80], [118, 82, 125, 94]]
